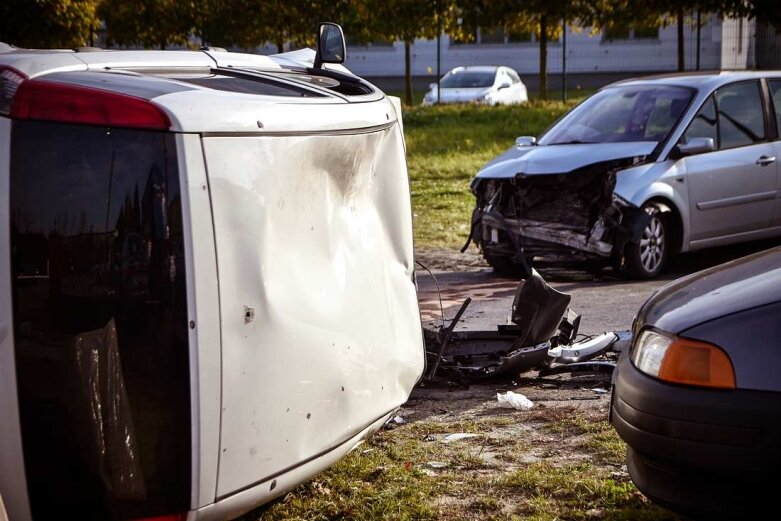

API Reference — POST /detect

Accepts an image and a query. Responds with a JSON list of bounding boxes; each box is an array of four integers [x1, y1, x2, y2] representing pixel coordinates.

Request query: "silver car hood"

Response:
[[475, 142, 657, 178]]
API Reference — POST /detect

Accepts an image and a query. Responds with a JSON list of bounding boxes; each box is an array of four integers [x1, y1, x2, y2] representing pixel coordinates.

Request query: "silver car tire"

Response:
[[626, 204, 667, 279]]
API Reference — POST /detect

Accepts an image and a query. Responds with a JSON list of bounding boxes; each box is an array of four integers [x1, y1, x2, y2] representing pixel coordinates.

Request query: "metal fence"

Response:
[[344, 15, 781, 97]]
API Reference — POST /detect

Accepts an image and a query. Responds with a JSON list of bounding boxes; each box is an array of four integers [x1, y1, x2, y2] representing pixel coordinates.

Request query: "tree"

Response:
[[360, 0, 456, 105], [0, 0, 101, 48], [100, 0, 200, 49], [200, 0, 351, 53]]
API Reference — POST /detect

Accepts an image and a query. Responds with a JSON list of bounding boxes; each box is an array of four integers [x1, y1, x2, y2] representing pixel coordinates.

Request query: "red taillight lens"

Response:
[[10, 79, 170, 130], [0, 66, 27, 114]]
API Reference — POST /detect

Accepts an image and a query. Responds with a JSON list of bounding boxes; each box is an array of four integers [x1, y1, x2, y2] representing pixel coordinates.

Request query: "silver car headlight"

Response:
[[630, 329, 736, 389]]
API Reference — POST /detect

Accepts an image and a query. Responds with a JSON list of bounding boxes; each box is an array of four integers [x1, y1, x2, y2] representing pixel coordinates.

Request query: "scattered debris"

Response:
[[426, 461, 449, 469], [422, 268, 631, 385], [497, 391, 534, 410], [423, 434, 437, 442], [441, 433, 480, 443], [591, 387, 609, 394], [392, 415, 406, 425]]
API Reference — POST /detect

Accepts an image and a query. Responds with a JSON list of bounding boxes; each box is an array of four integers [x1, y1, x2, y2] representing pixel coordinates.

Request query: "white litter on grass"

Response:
[[427, 461, 449, 469], [392, 415, 406, 424], [497, 391, 534, 410], [441, 433, 480, 443]]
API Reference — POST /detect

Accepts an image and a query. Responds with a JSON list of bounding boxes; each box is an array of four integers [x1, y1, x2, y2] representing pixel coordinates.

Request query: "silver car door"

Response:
[[683, 81, 776, 242], [767, 79, 781, 227]]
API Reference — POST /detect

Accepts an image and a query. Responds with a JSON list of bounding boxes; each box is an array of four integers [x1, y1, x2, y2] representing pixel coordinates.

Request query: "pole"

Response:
[[562, 19, 567, 102], [696, 10, 701, 71], [437, 9, 442, 104]]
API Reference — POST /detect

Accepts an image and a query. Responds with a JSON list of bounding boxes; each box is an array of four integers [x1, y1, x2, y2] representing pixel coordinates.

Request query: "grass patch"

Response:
[[399, 99, 588, 248], [243, 405, 680, 520]]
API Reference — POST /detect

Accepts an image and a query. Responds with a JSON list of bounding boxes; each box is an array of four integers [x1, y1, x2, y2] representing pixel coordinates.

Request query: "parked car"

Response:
[[0, 23, 424, 520], [611, 246, 781, 517], [422, 65, 528, 106], [468, 72, 781, 278]]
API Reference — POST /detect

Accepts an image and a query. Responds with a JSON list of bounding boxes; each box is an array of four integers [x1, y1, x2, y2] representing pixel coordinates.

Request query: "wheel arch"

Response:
[[644, 196, 684, 255]]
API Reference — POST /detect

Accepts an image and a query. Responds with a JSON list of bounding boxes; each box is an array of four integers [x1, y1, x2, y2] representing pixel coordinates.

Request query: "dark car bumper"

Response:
[[611, 355, 781, 516]]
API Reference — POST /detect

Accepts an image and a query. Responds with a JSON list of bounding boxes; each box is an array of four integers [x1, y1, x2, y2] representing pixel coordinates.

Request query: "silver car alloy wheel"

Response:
[[639, 214, 665, 273]]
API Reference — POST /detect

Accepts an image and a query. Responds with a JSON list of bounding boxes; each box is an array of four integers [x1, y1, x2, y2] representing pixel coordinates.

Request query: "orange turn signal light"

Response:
[[658, 337, 736, 389]]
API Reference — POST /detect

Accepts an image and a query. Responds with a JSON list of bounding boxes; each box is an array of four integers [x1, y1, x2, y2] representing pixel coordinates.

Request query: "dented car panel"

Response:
[[202, 119, 423, 498]]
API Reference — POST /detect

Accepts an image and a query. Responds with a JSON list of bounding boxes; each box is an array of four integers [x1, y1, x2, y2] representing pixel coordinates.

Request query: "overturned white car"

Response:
[[0, 24, 424, 520]]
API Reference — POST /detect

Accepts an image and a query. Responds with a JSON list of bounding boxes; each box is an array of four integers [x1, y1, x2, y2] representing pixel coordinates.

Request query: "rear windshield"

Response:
[[540, 85, 694, 145], [10, 121, 190, 519], [440, 70, 496, 88]]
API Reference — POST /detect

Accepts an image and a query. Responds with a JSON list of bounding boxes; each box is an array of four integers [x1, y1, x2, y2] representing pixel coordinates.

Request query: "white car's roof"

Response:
[[0, 46, 396, 134], [448, 65, 505, 74]]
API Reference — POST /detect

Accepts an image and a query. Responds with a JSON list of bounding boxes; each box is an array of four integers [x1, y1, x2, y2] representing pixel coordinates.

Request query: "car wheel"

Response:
[[484, 254, 532, 278], [625, 204, 668, 279]]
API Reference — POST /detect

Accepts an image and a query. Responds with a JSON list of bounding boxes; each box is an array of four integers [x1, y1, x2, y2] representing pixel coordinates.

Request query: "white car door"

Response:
[[682, 81, 776, 243]]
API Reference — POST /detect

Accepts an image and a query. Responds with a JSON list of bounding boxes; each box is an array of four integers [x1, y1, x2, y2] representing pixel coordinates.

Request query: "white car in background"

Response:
[[423, 65, 528, 106]]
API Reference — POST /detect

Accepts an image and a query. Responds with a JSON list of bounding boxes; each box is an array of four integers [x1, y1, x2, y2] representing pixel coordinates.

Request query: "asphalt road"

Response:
[[416, 238, 779, 336]]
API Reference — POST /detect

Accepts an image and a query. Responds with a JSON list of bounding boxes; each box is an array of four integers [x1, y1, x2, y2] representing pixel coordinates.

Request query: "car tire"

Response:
[[484, 254, 532, 278], [625, 204, 668, 279]]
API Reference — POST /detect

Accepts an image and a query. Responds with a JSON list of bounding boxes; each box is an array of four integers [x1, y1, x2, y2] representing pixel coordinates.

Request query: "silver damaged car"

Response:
[[467, 72, 781, 278]]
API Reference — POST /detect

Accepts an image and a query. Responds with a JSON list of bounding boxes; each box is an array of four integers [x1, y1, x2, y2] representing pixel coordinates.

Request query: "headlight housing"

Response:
[[630, 329, 736, 389]]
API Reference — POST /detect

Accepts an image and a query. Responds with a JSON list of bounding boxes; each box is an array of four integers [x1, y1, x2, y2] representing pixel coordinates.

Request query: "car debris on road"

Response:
[[422, 269, 629, 384]]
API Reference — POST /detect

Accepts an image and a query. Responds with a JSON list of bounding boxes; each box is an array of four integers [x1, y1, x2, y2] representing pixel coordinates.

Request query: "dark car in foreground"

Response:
[[611, 246, 781, 517]]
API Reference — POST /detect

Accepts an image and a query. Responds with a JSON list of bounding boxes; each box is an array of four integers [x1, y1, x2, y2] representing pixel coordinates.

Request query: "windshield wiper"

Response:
[[548, 140, 595, 145]]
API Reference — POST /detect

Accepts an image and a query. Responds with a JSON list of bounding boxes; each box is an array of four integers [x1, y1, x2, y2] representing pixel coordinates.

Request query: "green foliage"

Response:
[[200, 0, 351, 52], [99, 0, 200, 49], [0, 0, 101, 48]]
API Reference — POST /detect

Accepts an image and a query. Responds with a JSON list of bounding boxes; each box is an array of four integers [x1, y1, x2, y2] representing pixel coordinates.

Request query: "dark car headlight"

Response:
[[630, 329, 736, 389]]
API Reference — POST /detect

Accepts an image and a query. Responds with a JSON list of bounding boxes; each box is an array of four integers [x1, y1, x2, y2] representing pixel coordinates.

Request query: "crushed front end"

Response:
[[468, 160, 649, 274]]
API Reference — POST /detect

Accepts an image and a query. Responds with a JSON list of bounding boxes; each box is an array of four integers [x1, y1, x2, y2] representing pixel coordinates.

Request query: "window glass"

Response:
[[540, 85, 693, 145], [11, 121, 190, 519], [440, 70, 496, 88], [683, 96, 718, 145], [715, 81, 765, 149], [768, 79, 781, 136]]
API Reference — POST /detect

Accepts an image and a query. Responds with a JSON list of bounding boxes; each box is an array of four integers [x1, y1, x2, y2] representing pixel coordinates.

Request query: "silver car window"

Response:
[[683, 96, 718, 146], [539, 85, 693, 145], [715, 81, 765, 149], [768, 79, 781, 137]]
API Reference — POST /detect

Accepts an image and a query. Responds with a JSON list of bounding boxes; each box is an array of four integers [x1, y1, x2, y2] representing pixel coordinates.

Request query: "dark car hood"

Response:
[[475, 142, 657, 179], [637, 246, 781, 334]]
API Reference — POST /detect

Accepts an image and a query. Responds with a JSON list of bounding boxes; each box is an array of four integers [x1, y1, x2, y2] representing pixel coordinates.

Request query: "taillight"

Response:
[[0, 66, 27, 114], [9, 77, 170, 130]]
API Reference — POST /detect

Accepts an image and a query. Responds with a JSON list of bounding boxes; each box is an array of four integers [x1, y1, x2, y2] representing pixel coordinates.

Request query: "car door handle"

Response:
[[756, 155, 776, 166]]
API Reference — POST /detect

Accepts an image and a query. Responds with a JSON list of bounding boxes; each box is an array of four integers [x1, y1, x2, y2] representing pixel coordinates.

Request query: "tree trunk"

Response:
[[539, 14, 548, 100], [405, 40, 413, 106], [677, 8, 685, 72], [277, 39, 284, 54]]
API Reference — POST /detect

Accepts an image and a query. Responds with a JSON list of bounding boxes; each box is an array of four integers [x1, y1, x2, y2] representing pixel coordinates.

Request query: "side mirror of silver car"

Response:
[[675, 137, 715, 157], [314, 22, 346, 69], [515, 136, 537, 147]]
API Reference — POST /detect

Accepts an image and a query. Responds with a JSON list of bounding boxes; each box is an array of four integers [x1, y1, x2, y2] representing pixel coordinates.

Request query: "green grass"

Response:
[[241, 408, 681, 521], [397, 97, 590, 248]]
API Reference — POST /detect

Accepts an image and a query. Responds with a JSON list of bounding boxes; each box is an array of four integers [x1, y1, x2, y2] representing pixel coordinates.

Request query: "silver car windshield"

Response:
[[540, 85, 694, 145], [440, 70, 496, 88]]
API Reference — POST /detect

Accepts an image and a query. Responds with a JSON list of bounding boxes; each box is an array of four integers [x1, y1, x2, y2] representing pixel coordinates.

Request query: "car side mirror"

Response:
[[314, 22, 346, 69], [515, 136, 537, 147], [674, 137, 715, 158], [498, 82, 511, 90]]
